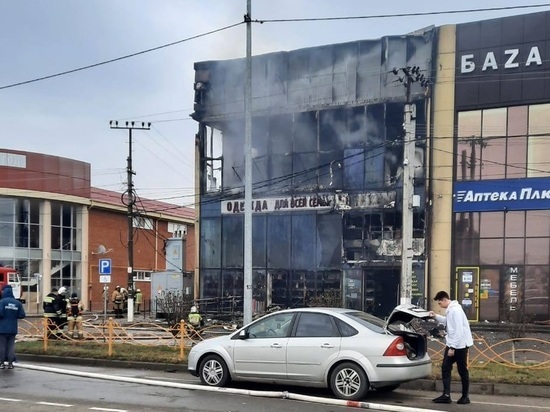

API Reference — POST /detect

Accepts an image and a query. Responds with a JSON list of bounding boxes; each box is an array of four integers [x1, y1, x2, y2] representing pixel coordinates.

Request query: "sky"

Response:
[[2, 0, 550, 208]]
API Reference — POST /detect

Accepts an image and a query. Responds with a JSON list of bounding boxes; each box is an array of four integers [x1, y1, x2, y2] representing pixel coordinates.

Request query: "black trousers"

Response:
[[442, 346, 469, 397]]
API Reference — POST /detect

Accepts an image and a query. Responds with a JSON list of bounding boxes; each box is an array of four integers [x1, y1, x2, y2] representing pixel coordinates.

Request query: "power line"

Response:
[[141, 134, 550, 213], [0, 21, 244, 90], [255, 4, 550, 23], [116, 108, 194, 121], [4, 4, 550, 93]]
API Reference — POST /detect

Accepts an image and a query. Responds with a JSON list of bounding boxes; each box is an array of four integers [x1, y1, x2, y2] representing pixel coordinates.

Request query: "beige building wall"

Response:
[[429, 25, 456, 308]]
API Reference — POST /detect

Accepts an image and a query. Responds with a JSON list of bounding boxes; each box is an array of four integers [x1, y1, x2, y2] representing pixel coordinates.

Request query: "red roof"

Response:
[[91, 187, 194, 221]]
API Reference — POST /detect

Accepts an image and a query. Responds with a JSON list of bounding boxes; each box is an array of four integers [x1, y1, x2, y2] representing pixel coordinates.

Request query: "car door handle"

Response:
[[271, 343, 283, 348], [321, 343, 335, 348]]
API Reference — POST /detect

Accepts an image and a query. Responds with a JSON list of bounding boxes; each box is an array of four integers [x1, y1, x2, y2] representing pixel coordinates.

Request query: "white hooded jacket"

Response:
[[434, 300, 474, 349]]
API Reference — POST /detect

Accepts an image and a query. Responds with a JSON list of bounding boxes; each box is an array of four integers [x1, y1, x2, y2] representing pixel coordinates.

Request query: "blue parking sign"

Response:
[[99, 258, 112, 275]]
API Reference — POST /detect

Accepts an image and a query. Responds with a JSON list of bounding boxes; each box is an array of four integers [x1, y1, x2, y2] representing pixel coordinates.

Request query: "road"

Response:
[[1, 361, 549, 412]]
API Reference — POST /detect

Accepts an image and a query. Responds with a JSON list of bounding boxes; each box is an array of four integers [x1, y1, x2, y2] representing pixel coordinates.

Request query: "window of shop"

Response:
[[200, 218, 221, 268], [133, 216, 153, 230], [267, 215, 291, 268], [51, 260, 80, 291], [527, 104, 550, 177], [270, 114, 294, 192], [525, 265, 549, 318], [222, 269, 243, 298], [222, 217, 243, 268], [453, 210, 550, 320], [200, 269, 221, 299], [506, 106, 527, 178], [456, 103, 550, 180], [133, 270, 151, 281], [252, 215, 266, 267], [291, 214, 315, 269], [0, 198, 41, 249], [0, 198, 14, 247], [51, 203, 80, 251]]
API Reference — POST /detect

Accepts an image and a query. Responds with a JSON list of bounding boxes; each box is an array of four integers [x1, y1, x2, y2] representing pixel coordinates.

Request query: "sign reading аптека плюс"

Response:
[[453, 178, 550, 212]]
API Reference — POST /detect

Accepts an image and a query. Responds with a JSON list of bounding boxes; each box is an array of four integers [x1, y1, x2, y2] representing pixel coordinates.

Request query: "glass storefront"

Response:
[[0, 197, 83, 307], [454, 104, 550, 321], [199, 101, 427, 316]]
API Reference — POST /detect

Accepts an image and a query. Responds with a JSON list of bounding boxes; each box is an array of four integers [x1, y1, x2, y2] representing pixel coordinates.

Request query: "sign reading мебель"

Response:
[[453, 178, 550, 212], [222, 194, 335, 214]]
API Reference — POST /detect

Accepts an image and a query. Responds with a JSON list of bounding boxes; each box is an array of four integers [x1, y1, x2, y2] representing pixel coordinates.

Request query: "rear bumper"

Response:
[[376, 359, 432, 368], [371, 358, 432, 384]]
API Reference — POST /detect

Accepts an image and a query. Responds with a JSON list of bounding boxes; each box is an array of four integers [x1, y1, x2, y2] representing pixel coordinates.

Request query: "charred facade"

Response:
[[192, 30, 435, 317]]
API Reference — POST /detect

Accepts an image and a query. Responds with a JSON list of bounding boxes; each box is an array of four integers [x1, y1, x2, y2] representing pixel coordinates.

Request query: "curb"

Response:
[[17, 354, 549, 399], [16, 354, 187, 373]]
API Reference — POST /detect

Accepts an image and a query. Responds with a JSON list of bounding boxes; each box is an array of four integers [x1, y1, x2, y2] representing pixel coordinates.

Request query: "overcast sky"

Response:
[[2, 0, 549, 207]]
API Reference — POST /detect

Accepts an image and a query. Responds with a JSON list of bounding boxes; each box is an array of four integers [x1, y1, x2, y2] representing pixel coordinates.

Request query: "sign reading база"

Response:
[[453, 178, 550, 212]]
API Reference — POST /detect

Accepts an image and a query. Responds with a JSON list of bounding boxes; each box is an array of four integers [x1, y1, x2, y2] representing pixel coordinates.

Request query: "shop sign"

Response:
[[0, 152, 26, 168], [221, 193, 336, 214], [506, 267, 523, 311], [453, 177, 550, 212], [460, 46, 542, 74]]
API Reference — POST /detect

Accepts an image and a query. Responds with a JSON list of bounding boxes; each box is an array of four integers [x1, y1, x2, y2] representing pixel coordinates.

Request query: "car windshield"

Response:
[[342, 311, 386, 334]]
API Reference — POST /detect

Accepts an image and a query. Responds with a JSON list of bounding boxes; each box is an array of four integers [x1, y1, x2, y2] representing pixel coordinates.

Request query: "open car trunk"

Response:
[[384, 304, 432, 360]]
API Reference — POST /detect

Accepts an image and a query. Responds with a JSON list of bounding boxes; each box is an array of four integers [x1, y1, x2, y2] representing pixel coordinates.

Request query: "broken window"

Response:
[[204, 126, 223, 192]]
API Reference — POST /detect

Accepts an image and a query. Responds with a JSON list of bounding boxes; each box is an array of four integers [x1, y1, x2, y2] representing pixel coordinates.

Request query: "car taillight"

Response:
[[383, 337, 407, 356]]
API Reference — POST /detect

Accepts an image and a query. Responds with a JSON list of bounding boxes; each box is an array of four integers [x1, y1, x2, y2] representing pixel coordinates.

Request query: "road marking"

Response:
[[89, 408, 128, 412], [473, 400, 550, 410], [0, 397, 23, 402], [37, 401, 73, 407]]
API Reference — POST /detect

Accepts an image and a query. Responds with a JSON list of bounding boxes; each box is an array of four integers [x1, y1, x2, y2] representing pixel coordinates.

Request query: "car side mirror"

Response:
[[238, 329, 249, 339]]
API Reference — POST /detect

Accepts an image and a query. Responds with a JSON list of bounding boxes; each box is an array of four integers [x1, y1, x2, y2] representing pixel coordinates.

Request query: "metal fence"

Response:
[[17, 317, 550, 370]]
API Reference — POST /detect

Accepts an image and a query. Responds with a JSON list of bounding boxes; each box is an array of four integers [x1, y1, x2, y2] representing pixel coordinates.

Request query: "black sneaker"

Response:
[[0, 363, 5, 370], [457, 396, 470, 404], [432, 394, 452, 404], [7, 363, 14, 369]]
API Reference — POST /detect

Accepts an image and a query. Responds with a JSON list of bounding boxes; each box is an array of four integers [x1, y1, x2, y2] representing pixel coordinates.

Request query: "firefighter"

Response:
[[120, 287, 129, 311], [134, 289, 143, 314], [67, 293, 84, 339], [187, 305, 203, 328], [43, 287, 61, 339], [111, 286, 124, 318], [57, 286, 69, 333]]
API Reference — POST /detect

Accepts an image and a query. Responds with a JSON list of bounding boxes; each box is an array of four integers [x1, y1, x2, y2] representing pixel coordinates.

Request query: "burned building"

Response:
[[193, 12, 550, 322], [192, 29, 435, 317], [192, 11, 550, 322]]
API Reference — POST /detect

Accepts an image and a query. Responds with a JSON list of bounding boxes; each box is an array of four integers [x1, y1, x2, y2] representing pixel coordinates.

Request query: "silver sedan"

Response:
[[188, 305, 432, 401]]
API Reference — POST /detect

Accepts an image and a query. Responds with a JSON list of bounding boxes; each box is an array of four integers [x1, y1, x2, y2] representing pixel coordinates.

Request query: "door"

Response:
[[455, 267, 480, 321], [232, 312, 294, 380], [286, 312, 341, 382]]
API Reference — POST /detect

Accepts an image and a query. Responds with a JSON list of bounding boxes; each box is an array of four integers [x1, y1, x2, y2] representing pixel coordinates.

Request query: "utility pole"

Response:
[[392, 67, 427, 305], [109, 120, 151, 321], [243, 0, 253, 326]]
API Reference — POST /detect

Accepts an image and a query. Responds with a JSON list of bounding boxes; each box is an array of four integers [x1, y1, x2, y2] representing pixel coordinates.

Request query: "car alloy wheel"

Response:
[[330, 362, 368, 401], [199, 354, 230, 387]]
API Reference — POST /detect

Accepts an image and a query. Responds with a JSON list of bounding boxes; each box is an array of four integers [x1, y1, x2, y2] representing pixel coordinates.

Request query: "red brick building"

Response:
[[0, 149, 195, 314], [88, 188, 195, 311]]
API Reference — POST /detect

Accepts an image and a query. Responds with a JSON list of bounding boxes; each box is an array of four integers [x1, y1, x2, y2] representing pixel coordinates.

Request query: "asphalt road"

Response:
[[1, 360, 549, 412]]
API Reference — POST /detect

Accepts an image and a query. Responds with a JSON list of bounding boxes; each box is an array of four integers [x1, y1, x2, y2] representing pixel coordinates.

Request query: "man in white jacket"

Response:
[[429, 290, 474, 405]]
